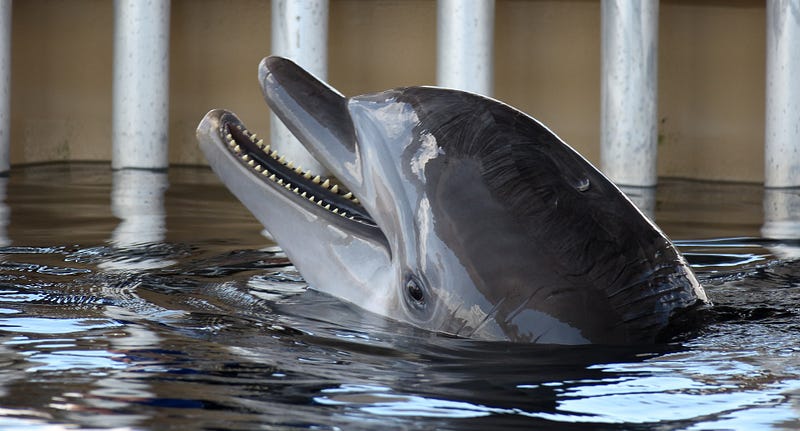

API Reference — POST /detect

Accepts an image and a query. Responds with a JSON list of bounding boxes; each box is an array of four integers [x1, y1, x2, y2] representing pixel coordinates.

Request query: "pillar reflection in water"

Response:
[[103, 169, 172, 270], [762, 188, 800, 259], [83, 323, 161, 428], [618, 185, 656, 221], [0, 176, 8, 246]]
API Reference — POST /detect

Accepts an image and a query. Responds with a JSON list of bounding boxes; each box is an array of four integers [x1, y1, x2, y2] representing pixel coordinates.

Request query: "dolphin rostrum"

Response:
[[197, 56, 709, 345]]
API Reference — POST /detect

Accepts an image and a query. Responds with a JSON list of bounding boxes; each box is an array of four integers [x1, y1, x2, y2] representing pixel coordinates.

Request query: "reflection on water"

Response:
[[0, 177, 8, 247], [763, 188, 800, 259], [0, 164, 799, 430], [103, 169, 173, 271], [110, 169, 168, 248]]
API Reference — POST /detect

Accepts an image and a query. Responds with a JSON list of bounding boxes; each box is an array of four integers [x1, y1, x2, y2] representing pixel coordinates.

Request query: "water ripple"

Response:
[[0, 166, 798, 430]]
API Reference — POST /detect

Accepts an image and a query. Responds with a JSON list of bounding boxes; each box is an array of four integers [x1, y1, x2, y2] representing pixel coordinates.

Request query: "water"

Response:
[[0, 163, 799, 430]]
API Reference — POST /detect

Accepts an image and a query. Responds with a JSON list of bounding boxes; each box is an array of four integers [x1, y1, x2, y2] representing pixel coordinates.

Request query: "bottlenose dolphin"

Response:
[[196, 56, 709, 344]]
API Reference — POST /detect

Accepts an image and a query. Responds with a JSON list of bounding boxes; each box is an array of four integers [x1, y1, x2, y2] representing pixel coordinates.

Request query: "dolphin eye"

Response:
[[405, 276, 425, 306]]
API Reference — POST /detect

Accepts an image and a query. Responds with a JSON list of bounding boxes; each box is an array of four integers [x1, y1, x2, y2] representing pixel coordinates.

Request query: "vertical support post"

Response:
[[112, 0, 171, 170], [436, 0, 494, 96], [0, 0, 11, 174], [271, 0, 329, 175], [765, 0, 800, 188], [601, 0, 659, 187]]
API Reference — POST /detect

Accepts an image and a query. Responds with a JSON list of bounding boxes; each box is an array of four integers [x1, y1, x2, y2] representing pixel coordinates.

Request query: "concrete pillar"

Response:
[[765, 0, 800, 188], [271, 0, 329, 175], [436, 0, 495, 96], [112, 0, 171, 170], [601, 0, 659, 187], [0, 0, 11, 174]]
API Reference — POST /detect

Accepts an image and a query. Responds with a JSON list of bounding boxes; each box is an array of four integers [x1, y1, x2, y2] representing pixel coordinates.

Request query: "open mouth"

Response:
[[217, 115, 375, 226]]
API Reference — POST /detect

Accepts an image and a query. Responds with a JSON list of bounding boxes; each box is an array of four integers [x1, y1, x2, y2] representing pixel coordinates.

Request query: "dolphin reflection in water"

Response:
[[197, 56, 709, 345]]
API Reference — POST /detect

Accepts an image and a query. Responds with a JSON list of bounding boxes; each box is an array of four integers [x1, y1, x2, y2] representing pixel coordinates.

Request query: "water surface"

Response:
[[0, 163, 799, 430]]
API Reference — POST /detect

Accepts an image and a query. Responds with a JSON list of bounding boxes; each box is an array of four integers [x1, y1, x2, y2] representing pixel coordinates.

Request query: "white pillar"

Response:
[[765, 0, 800, 188], [271, 0, 329, 175], [436, 0, 494, 96], [0, 0, 11, 174], [601, 0, 659, 187], [112, 0, 171, 170]]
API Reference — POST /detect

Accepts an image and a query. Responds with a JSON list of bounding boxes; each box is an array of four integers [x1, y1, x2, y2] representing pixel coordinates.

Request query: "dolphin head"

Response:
[[197, 56, 709, 345]]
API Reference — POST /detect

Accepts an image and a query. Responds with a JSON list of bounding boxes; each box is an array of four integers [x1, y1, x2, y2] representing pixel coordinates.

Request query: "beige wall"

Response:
[[9, 0, 768, 182]]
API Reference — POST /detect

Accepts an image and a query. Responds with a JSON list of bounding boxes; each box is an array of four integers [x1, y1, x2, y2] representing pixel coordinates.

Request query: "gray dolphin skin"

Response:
[[197, 56, 709, 345]]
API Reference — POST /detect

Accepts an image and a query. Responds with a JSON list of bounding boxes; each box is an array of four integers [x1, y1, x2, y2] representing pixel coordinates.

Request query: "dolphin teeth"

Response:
[[227, 123, 364, 219]]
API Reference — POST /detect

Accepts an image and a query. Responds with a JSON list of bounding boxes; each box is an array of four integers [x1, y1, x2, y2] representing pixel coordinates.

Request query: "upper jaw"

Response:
[[257, 56, 404, 248], [197, 57, 404, 243], [258, 56, 363, 190]]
